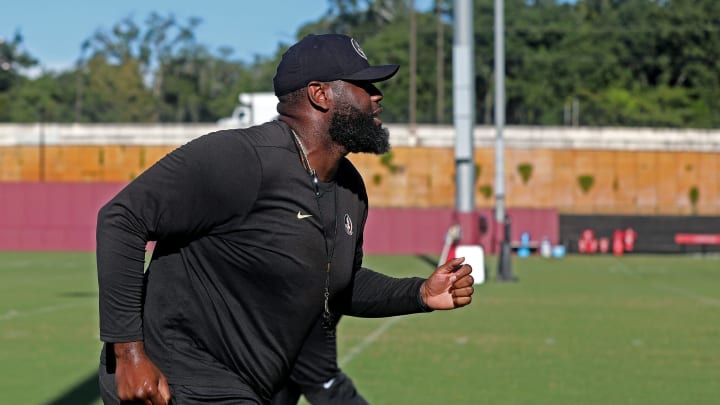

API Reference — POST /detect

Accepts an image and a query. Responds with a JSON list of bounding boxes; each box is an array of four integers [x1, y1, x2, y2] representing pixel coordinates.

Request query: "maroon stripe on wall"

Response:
[[365, 207, 559, 255], [0, 183, 558, 254], [0, 182, 125, 251]]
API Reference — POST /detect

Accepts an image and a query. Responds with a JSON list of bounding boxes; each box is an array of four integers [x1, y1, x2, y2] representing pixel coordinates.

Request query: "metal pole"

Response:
[[39, 121, 45, 181], [409, 0, 418, 145], [495, 0, 516, 281], [453, 0, 475, 214], [436, 0, 445, 124], [494, 0, 505, 224]]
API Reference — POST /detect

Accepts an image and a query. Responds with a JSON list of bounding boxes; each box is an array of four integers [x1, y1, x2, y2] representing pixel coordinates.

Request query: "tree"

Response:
[[80, 55, 154, 122], [79, 13, 204, 121], [0, 31, 38, 121], [324, 0, 411, 39], [4, 71, 77, 123], [2, 1, 718, 127]]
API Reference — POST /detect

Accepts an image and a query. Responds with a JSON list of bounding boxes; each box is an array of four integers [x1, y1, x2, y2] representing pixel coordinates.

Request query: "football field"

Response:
[[1, 252, 718, 404]]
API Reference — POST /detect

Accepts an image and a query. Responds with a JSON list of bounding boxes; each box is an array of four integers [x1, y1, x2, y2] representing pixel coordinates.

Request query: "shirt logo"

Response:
[[344, 214, 353, 235], [322, 378, 336, 389], [297, 211, 313, 219]]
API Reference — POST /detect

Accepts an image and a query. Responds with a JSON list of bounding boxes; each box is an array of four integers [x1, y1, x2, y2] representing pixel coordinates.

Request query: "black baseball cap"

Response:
[[273, 34, 400, 97]]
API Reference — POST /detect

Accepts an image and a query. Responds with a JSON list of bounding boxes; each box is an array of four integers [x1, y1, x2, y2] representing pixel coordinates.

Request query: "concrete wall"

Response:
[[2, 124, 719, 215], [3, 123, 720, 151]]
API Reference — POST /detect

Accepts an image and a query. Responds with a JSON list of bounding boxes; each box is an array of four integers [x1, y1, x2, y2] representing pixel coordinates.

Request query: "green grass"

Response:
[[0, 252, 101, 405], [1, 253, 719, 404]]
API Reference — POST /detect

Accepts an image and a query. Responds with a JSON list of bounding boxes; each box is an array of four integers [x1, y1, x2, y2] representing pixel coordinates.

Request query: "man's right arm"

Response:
[[95, 150, 197, 404], [97, 131, 262, 340], [96, 131, 263, 402]]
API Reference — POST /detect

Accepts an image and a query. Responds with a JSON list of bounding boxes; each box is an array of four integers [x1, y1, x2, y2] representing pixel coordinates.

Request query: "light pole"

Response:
[[409, 0, 417, 145], [452, 0, 478, 245], [495, 0, 516, 281]]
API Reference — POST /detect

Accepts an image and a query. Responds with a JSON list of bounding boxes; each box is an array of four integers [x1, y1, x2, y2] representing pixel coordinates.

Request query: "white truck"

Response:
[[217, 92, 279, 127]]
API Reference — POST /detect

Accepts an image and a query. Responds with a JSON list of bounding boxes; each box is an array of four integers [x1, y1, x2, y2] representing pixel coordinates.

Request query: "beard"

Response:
[[329, 102, 390, 154]]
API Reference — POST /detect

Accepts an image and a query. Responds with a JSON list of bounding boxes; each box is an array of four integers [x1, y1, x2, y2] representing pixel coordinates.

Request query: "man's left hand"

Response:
[[420, 257, 474, 310]]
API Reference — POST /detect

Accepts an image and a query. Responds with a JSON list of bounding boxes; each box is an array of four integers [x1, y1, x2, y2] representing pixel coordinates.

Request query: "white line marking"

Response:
[[651, 285, 720, 307], [339, 317, 400, 367], [0, 260, 33, 269], [610, 258, 720, 306], [0, 301, 91, 321]]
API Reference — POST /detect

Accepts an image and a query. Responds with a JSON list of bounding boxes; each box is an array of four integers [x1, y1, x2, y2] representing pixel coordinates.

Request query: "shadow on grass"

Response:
[[44, 370, 99, 405]]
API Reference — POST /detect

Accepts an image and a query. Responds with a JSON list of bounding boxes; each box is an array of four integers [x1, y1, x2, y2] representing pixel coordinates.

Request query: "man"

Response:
[[97, 33, 474, 404]]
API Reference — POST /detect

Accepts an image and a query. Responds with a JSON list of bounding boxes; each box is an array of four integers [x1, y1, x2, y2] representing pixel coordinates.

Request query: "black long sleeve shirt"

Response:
[[96, 120, 427, 403]]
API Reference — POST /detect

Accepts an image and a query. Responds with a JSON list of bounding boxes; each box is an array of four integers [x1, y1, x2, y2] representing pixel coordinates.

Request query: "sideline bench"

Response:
[[674, 233, 720, 253]]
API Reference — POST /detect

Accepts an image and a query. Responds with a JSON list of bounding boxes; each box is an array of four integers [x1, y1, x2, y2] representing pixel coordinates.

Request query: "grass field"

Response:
[[1, 252, 719, 404]]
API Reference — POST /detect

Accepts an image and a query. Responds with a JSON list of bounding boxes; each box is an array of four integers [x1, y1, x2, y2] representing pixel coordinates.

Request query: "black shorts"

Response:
[[271, 372, 369, 405]]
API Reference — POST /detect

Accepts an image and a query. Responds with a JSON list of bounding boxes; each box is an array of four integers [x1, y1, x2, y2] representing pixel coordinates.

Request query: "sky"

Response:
[[2, 0, 434, 73]]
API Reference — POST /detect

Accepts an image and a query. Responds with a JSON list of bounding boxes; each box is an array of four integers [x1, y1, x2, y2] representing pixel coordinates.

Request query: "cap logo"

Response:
[[350, 38, 368, 61]]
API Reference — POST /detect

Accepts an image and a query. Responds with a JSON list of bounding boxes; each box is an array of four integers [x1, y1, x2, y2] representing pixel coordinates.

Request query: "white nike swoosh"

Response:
[[297, 211, 313, 219], [322, 378, 336, 389]]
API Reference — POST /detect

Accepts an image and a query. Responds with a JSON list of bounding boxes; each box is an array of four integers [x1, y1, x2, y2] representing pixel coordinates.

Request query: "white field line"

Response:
[[651, 284, 720, 307], [338, 316, 400, 367], [0, 301, 91, 321], [610, 258, 720, 307], [0, 260, 34, 269]]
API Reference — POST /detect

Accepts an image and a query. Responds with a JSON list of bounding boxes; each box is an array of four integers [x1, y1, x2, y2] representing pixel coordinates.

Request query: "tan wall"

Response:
[[0, 145, 176, 182], [2, 145, 718, 215]]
